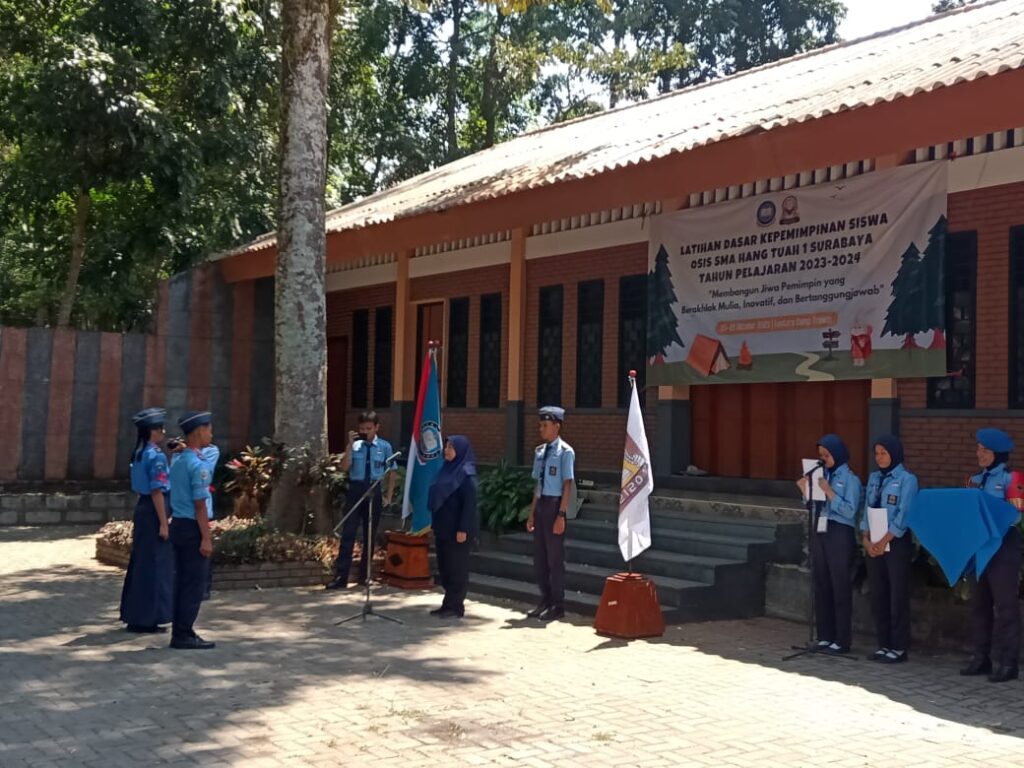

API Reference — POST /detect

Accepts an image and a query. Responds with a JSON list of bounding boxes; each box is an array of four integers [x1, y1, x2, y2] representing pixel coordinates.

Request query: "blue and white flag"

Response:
[[401, 350, 444, 533]]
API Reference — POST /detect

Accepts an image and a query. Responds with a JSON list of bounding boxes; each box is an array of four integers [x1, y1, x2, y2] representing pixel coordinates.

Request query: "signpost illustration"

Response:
[[822, 328, 840, 360]]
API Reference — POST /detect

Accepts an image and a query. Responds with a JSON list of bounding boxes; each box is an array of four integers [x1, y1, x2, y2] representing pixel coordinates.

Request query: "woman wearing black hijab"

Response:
[[861, 434, 918, 664], [428, 436, 480, 618]]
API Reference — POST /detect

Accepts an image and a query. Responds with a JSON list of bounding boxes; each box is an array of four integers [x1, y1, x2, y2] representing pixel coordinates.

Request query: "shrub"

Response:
[[478, 461, 535, 534]]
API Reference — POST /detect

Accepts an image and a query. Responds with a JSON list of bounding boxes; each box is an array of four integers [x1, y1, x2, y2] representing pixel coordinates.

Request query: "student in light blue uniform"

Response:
[[960, 427, 1020, 683], [119, 407, 174, 633], [797, 433, 861, 655], [861, 434, 918, 664], [526, 406, 575, 622], [167, 410, 216, 650], [171, 440, 220, 600]]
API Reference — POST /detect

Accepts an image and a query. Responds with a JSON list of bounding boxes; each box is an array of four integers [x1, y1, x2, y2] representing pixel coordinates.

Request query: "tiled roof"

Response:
[[235, 0, 1024, 256]]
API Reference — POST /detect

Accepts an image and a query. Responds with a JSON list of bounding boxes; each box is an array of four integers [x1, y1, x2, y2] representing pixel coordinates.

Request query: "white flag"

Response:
[[618, 377, 653, 562]]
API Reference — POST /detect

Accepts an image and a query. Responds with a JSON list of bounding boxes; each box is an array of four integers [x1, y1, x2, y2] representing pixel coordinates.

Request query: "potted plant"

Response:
[[223, 440, 283, 519]]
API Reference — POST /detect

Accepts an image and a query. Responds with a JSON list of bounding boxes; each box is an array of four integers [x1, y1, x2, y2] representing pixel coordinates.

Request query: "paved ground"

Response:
[[3, 527, 1024, 767]]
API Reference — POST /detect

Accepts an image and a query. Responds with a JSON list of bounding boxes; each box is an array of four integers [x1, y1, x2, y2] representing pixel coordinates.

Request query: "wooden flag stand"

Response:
[[593, 572, 665, 639], [380, 530, 434, 589]]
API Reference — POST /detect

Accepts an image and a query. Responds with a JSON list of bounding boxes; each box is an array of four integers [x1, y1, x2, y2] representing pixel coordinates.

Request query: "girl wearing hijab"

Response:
[[861, 435, 918, 664], [428, 436, 480, 618], [797, 433, 862, 655], [960, 428, 1020, 683]]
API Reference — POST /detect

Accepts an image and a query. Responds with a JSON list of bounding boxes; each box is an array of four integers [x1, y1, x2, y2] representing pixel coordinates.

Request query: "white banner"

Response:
[[647, 162, 949, 385], [619, 377, 653, 563]]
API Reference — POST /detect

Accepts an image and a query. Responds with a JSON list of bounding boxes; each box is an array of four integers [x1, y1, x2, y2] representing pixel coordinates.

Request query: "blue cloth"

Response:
[[349, 436, 396, 483], [169, 450, 213, 520], [977, 428, 1014, 453], [532, 436, 575, 497], [820, 462, 861, 528], [969, 462, 1019, 525], [130, 443, 169, 496], [907, 488, 1020, 585], [817, 434, 850, 467], [403, 351, 443, 532], [119, 494, 173, 627], [428, 436, 477, 513], [539, 406, 565, 423], [132, 407, 166, 428], [861, 464, 918, 537]]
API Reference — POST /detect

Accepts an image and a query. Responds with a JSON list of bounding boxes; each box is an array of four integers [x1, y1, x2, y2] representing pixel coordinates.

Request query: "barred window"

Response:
[[576, 280, 604, 407], [447, 297, 469, 407], [373, 306, 392, 408], [928, 232, 976, 409], [537, 285, 563, 406], [618, 274, 648, 407], [478, 293, 502, 407], [351, 309, 369, 408]]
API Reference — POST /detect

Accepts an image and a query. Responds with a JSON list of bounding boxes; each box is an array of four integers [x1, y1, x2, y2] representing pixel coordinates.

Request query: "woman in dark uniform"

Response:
[[119, 407, 174, 633], [428, 436, 479, 618]]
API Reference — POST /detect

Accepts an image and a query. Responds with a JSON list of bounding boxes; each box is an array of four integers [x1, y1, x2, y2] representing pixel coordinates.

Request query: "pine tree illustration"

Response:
[[882, 242, 928, 350], [648, 244, 685, 363], [920, 215, 947, 350]]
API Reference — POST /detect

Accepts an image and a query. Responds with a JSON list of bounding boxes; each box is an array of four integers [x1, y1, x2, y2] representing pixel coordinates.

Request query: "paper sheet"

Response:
[[801, 459, 826, 502], [867, 506, 891, 553]]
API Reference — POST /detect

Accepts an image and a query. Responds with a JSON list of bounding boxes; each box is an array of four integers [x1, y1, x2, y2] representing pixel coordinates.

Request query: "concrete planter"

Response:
[[1, 491, 134, 526]]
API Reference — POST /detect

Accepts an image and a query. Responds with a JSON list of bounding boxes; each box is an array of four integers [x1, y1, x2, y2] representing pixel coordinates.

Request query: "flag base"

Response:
[[380, 530, 435, 589], [593, 572, 665, 639]]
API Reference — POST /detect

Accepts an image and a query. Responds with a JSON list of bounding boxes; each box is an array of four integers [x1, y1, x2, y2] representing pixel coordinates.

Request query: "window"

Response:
[[928, 232, 977, 409], [1010, 227, 1024, 408], [447, 297, 469, 407], [351, 309, 369, 408], [618, 274, 648, 407], [576, 280, 604, 407], [373, 306, 393, 408], [478, 293, 502, 407], [537, 285, 563, 406]]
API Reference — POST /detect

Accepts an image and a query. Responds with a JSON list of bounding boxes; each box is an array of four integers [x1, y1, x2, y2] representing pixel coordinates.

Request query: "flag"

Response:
[[401, 350, 444, 533], [618, 376, 653, 562]]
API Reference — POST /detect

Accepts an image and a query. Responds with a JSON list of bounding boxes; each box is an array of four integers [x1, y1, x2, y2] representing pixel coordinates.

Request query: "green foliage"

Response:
[[478, 460, 536, 533], [223, 440, 286, 516]]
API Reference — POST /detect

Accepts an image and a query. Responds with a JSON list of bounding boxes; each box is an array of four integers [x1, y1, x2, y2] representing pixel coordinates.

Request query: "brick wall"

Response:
[[900, 180, 1024, 486]]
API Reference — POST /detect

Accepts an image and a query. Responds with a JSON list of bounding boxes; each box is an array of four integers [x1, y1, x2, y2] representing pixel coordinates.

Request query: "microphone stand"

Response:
[[782, 461, 855, 662], [334, 451, 403, 626]]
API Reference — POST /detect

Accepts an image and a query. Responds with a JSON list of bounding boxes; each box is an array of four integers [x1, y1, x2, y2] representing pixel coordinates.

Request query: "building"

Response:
[[212, 0, 1024, 491]]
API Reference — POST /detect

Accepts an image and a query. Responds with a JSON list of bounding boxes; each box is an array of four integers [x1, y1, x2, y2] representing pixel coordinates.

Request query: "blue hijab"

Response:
[[873, 434, 904, 475], [428, 435, 477, 511], [818, 434, 849, 478]]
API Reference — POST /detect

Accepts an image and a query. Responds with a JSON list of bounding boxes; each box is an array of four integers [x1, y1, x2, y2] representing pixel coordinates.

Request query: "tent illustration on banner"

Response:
[[686, 334, 730, 376]]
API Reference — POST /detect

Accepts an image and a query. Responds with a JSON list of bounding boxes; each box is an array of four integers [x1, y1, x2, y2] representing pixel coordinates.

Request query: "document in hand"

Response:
[[801, 459, 826, 502], [866, 507, 890, 552]]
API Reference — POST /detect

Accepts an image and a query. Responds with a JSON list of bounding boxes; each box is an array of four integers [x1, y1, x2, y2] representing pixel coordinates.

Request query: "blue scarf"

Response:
[[428, 435, 477, 511], [818, 433, 850, 480]]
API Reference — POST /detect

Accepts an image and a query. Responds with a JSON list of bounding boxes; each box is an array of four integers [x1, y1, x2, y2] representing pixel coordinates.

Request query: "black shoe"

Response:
[[988, 664, 1019, 683], [878, 650, 907, 665], [437, 607, 464, 619], [125, 624, 166, 634], [526, 604, 547, 619], [817, 642, 850, 655], [325, 578, 350, 590], [429, 606, 447, 615], [960, 656, 992, 676], [169, 635, 216, 650], [866, 648, 889, 661], [539, 606, 565, 622]]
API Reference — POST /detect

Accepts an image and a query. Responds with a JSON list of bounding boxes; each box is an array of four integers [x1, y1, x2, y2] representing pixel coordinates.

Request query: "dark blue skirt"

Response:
[[119, 494, 174, 627]]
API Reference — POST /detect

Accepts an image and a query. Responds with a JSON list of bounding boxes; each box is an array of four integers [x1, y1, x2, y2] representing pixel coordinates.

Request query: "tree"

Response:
[[648, 244, 684, 362], [267, 0, 332, 534], [933, 0, 975, 11], [882, 243, 928, 350], [919, 215, 947, 349]]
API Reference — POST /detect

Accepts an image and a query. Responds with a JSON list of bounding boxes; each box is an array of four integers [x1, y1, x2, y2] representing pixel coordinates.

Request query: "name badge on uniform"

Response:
[[887, 494, 898, 505], [816, 514, 829, 533], [548, 466, 557, 476]]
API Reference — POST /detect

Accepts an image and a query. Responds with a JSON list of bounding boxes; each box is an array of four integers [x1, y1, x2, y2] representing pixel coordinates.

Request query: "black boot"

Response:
[[959, 656, 992, 676], [988, 664, 1019, 683]]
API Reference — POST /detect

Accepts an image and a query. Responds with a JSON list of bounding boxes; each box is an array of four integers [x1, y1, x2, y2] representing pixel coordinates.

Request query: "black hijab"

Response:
[[428, 435, 477, 511]]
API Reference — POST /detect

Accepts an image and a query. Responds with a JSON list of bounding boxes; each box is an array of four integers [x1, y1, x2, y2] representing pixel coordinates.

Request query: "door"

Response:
[[691, 380, 869, 480], [327, 336, 348, 454], [416, 301, 445, 389]]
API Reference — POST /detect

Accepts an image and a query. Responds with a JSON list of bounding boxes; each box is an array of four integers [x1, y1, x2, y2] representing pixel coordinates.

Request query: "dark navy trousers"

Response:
[[170, 518, 209, 640], [533, 496, 565, 609], [865, 533, 913, 651], [810, 518, 855, 649], [335, 482, 382, 583], [970, 526, 1022, 666]]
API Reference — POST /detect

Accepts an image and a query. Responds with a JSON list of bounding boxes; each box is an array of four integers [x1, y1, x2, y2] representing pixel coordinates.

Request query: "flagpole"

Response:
[[625, 372, 636, 576]]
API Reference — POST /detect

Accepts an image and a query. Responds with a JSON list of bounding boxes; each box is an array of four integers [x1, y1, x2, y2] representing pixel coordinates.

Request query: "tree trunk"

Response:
[[267, 0, 332, 534], [445, 0, 463, 161], [56, 187, 91, 327]]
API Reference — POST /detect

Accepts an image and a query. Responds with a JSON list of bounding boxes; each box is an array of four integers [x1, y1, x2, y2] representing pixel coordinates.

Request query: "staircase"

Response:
[[469, 489, 805, 622]]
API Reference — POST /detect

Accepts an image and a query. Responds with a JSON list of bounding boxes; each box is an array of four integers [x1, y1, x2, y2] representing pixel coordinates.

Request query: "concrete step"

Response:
[[467, 572, 603, 616], [567, 517, 777, 562], [582, 489, 805, 524]]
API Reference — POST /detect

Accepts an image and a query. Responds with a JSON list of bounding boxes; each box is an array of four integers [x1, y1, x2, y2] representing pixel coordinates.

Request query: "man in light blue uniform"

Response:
[[961, 427, 1020, 682], [526, 406, 575, 622], [167, 410, 216, 650], [327, 410, 397, 589], [171, 440, 220, 600]]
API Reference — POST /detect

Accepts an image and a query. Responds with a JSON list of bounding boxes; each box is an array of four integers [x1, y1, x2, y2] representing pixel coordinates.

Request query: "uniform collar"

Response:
[[546, 436, 562, 450]]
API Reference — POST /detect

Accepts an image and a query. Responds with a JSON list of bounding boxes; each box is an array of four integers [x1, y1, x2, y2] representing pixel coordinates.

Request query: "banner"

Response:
[[647, 162, 949, 385], [619, 376, 653, 563], [401, 350, 444, 533]]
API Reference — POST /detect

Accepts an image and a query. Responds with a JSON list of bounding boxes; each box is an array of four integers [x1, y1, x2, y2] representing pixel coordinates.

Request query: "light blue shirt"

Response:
[[349, 437, 396, 483], [169, 449, 213, 521], [820, 463, 861, 528], [861, 464, 918, 538], [970, 463, 1019, 524], [171, 444, 219, 518], [532, 437, 575, 497], [130, 443, 169, 496]]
